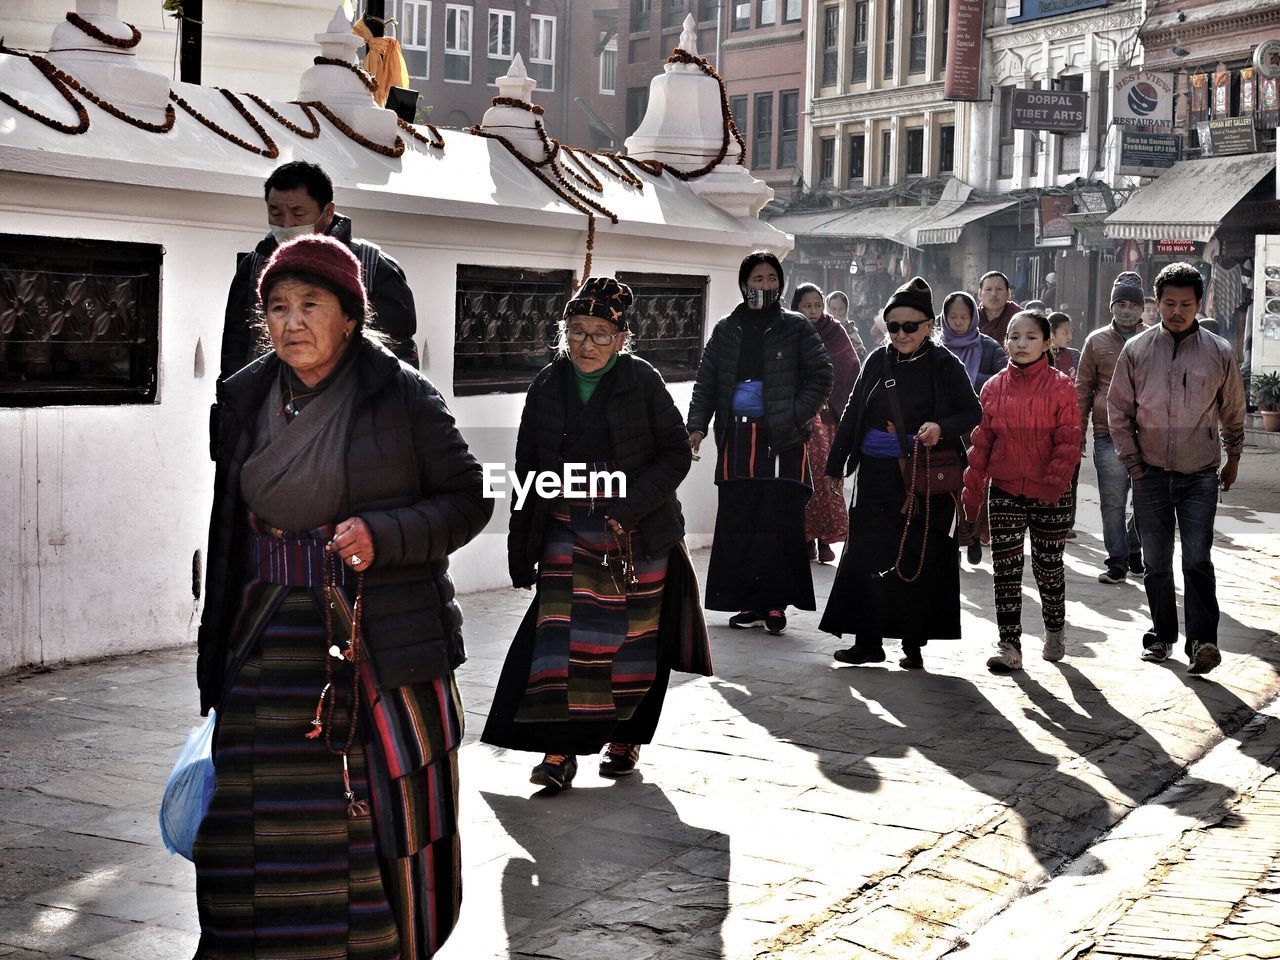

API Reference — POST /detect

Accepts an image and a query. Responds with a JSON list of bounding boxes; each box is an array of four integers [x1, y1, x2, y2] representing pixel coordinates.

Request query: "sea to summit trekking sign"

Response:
[[1009, 89, 1088, 133]]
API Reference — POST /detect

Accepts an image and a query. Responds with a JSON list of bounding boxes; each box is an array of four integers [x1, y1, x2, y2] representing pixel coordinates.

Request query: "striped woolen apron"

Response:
[[194, 518, 462, 959]]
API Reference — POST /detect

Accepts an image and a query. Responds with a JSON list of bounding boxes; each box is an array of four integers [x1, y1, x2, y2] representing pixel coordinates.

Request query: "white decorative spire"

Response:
[[679, 14, 699, 56], [479, 54, 544, 158], [624, 18, 773, 217], [298, 1, 397, 144], [47, 0, 170, 123]]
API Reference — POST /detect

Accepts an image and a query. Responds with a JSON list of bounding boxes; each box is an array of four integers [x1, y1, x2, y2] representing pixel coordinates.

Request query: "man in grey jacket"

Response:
[[1107, 262, 1246, 675]]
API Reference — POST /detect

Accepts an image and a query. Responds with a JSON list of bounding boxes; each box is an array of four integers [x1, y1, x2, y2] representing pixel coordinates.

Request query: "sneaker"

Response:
[[966, 542, 983, 565], [833, 645, 886, 665], [818, 542, 836, 563], [1188, 643, 1222, 676], [899, 645, 924, 670], [729, 611, 764, 629], [765, 609, 788, 635], [530, 754, 577, 791], [1141, 642, 1170, 663], [986, 640, 1024, 673], [1042, 628, 1066, 663], [1097, 567, 1127, 584], [599, 743, 641, 778], [1129, 552, 1145, 578]]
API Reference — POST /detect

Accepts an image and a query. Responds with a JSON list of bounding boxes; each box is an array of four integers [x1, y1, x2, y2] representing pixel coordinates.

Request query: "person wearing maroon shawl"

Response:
[[792, 284, 860, 563]]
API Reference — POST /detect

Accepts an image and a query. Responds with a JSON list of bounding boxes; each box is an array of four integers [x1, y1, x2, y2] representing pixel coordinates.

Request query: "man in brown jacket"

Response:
[[1107, 262, 1246, 676], [1076, 271, 1146, 584]]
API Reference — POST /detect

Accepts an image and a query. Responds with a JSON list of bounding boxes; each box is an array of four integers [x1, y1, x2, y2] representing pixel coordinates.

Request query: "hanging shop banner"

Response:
[[1262, 76, 1280, 128], [944, 0, 986, 101], [1036, 195, 1075, 247], [1010, 89, 1088, 132], [1242, 67, 1256, 117], [1007, 0, 1106, 23], [1112, 71, 1175, 128], [1197, 116, 1259, 156], [1213, 70, 1232, 117], [1190, 73, 1210, 124], [1118, 131, 1182, 176]]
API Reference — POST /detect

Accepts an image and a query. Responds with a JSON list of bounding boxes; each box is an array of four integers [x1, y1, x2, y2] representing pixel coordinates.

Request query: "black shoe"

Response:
[[1097, 567, 1127, 584], [599, 743, 641, 778], [1188, 643, 1222, 676], [530, 754, 577, 791], [729, 611, 764, 629], [966, 542, 982, 565], [899, 645, 924, 670], [765, 609, 788, 635], [1129, 552, 1145, 577], [833, 646, 886, 665]]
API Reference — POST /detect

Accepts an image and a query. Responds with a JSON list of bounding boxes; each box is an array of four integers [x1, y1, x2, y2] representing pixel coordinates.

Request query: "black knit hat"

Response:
[[737, 250, 785, 292], [1110, 271, 1145, 306], [882, 276, 934, 321], [564, 276, 635, 329]]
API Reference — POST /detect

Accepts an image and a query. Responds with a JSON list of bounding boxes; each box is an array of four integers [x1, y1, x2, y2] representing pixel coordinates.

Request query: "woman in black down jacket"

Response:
[[482, 277, 711, 791], [195, 236, 492, 959], [686, 251, 833, 636], [820, 277, 981, 670]]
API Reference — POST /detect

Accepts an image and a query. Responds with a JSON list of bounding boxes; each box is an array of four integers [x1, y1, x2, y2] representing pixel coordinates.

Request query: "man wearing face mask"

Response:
[[218, 161, 419, 381], [1107, 262, 1245, 675], [1076, 271, 1146, 585]]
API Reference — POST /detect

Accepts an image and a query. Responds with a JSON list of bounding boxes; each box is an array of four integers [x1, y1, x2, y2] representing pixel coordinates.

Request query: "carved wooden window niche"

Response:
[[0, 234, 160, 407], [616, 271, 707, 383]]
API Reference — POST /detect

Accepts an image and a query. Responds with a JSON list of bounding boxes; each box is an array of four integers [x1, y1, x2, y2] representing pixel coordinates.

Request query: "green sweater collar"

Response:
[[573, 353, 618, 403]]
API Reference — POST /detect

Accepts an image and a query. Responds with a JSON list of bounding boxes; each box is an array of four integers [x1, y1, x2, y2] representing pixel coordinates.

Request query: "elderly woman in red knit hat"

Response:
[[483, 277, 711, 792], [193, 234, 492, 958]]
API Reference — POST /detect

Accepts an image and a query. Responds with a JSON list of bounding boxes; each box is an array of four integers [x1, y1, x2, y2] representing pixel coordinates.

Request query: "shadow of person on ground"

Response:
[[480, 776, 729, 960]]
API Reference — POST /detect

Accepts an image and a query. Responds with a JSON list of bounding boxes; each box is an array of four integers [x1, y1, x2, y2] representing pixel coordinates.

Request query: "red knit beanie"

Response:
[[257, 234, 367, 316]]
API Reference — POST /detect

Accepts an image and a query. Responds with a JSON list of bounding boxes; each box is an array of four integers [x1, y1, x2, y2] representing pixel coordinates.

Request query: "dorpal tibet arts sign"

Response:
[[1112, 71, 1174, 128], [1118, 131, 1181, 176], [1010, 89, 1088, 132], [944, 0, 986, 101], [1006, 0, 1107, 23]]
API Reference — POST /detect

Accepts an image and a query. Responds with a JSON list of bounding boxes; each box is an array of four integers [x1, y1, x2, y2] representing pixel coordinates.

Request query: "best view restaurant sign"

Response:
[[1112, 71, 1179, 176]]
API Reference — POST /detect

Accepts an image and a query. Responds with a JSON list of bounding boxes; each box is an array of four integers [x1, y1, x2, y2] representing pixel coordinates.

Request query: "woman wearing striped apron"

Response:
[[194, 235, 492, 958]]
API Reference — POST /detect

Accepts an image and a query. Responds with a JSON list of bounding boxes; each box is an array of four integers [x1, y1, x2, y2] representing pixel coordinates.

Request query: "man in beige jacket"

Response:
[[1107, 262, 1245, 676]]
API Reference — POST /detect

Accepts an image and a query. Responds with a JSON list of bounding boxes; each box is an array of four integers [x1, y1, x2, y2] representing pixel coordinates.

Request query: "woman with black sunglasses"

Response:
[[820, 277, 982, 669]]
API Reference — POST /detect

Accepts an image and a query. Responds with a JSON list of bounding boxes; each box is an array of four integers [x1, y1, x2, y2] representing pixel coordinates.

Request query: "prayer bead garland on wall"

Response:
[[66, 11, 142, 50], [171, 88, 281, 158]]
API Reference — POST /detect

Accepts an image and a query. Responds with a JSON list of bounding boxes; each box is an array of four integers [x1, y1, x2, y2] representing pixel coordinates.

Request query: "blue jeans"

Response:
[[1131, 466, 1220, 657], [1093, 435, 1141, 570]]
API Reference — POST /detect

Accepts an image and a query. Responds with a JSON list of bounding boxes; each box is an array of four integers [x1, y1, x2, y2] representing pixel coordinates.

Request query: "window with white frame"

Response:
[[530, 15, 556, 91], [444, 5, 471, 82], [401, 0, 431, 79], [600, 37, 617, 94], [487, 9, 514, 83]]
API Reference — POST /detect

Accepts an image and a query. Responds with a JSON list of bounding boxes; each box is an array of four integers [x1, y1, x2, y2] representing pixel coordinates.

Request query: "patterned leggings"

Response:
[[989, 485, 1074, 645]]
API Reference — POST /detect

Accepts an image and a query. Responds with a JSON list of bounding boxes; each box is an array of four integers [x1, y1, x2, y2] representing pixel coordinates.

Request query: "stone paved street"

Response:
[[1, 446, 1278, 960]]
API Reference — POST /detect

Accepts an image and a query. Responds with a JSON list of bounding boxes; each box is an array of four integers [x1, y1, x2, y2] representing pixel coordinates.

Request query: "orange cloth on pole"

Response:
[[352, 20, 409, 108]]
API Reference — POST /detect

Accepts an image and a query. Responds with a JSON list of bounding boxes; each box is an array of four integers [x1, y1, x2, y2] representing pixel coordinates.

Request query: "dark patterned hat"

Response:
[[564, 276, 635, 329]]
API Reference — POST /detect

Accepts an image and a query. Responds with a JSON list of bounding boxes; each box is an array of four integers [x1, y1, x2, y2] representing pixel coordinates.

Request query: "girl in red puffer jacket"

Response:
[[962, 311, 1082, 674]]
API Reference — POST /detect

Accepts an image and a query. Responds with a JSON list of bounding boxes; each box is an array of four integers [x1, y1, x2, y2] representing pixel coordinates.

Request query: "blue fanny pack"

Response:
[[860, 426, 912, 459], [731, 380, 765, 416]]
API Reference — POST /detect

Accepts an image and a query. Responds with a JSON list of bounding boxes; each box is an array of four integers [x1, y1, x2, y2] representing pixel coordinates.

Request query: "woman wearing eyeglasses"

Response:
[[483, 277, 711, 792], [820, 277, 981, 669], [686, 251, 834, 637]]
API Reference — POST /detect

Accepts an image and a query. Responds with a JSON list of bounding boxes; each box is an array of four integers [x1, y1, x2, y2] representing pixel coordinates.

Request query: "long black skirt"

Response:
[[704, 479, 815, 612], [819, 456, 961, 643]]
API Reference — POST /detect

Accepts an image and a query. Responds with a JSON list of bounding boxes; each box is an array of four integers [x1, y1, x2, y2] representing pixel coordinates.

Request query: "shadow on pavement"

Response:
[[481, 776, 729, 960]]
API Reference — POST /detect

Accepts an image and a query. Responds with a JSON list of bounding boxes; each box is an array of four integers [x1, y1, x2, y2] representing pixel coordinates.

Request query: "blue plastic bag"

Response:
[[159, 710, 217, 861]]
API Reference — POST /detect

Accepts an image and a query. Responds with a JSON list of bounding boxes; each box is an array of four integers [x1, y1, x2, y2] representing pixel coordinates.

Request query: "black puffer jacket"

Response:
[[219, 214, 419, 381], [198, 338, 493, 715], [508, 354, 692, 588], [686, 302, 833, 456]]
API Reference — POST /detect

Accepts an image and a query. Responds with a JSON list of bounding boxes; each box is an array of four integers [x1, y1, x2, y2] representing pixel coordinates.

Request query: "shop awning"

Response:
[[1104, 153, 1276, 242], [911, 197, 1020, 245], [768, 203, 936, 248]]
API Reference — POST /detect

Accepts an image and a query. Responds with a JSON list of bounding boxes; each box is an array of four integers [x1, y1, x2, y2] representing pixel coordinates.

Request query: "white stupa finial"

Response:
[[496, 53, 538, 98], [327, 1, 353, 32], [680, 15, 698, 56]]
